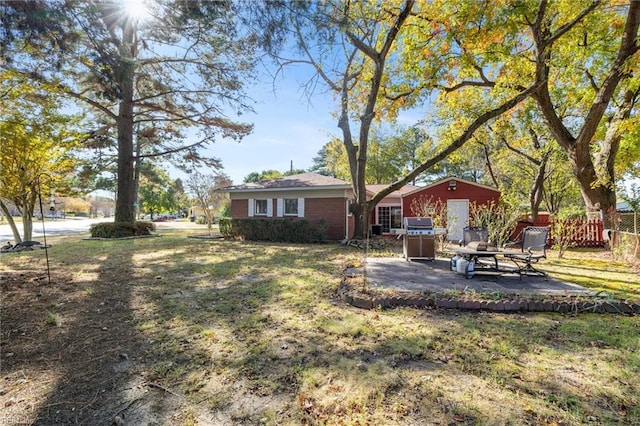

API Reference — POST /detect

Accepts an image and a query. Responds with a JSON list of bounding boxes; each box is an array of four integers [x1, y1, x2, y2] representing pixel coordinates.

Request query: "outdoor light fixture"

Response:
[[448, 180, 457, 191]]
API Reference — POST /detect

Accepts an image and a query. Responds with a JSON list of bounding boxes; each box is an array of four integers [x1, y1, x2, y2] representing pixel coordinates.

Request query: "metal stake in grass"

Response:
[[37, 176, 52, 285]]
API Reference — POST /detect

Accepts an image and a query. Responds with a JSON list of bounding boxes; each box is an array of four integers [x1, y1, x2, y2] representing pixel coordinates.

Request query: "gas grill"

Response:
[[405, 217, 435, 235], [403, 217, 437, 260]]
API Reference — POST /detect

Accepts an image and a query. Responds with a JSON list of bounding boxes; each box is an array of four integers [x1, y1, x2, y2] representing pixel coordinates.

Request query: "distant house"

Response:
[[402, 177, 501, 241], [222, 173, 356, 240]]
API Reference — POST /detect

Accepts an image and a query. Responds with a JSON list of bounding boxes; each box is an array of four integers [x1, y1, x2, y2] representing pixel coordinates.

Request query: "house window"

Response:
[[284, 198, 298, 215], [255, 199, 268, 215], [378, 206, 402, 233]]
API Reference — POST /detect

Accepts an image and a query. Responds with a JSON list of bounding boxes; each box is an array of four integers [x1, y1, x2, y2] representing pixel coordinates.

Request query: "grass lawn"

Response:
[[1, 230, 639, 425]]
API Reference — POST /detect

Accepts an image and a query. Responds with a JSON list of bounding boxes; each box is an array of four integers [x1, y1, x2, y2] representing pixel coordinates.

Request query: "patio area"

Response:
[[349, 257, 593, 296]]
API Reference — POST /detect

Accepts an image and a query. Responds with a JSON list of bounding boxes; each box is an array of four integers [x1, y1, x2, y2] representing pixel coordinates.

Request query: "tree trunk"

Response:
[[20, 189, 37, 242], [0, 200, 21, 243], [353, 142, 371, 238], [114, 21, 137, 223], [351, 199, 371, 240], [531, 1, 640, 226], [22, 210, 33, 242], [529, 155, 548, 223], [573, 163, 617, 215], [133, 141, 142, 219], [114, 104, 136, 223]]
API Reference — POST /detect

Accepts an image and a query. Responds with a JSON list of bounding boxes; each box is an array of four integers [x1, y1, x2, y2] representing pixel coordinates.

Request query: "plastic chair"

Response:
[[503, 226, 548, 276]]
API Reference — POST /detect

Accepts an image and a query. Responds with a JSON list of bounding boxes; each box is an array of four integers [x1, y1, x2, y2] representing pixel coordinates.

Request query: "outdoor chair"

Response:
[[503, 226, 549, 277], [460, 226, 489, 247]]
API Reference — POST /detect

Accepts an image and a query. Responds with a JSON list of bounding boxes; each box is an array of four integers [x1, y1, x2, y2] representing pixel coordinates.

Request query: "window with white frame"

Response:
[[378, 206, 402, 233], [255, 199, 268, 215], [284, 198, 298, 215]]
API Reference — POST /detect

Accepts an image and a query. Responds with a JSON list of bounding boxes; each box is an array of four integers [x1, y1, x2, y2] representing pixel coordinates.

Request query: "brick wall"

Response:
[[231, 199, 248, 218], [305, 197, 349, 240], [230, 197, 351, 240]]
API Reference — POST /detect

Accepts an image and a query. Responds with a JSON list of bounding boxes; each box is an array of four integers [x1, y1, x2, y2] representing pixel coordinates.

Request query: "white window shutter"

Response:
[[248, 198, 254, 217], [297, 198, 305, 217], [266, 198, 273, 217], [277, 198, 283, 217]]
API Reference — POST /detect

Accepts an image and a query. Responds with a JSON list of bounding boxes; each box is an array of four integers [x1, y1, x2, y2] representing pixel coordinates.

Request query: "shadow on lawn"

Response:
[[139, 241, 640, 423], [3, 238, 636, 424], [24, 241, 149, 424], [121, 240, 637, 424]]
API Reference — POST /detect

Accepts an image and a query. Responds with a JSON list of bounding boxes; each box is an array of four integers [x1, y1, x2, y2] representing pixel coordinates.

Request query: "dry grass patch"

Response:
[[543, 248, 640, 300], [0, 232, 638, 425]]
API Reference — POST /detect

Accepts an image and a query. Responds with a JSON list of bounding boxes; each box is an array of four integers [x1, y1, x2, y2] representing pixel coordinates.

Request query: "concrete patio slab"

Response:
[[347, 257, 593, 296]]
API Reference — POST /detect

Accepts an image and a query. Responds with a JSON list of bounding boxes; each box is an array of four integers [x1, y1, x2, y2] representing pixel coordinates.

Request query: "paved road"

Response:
[[0, 218, 207, 243], [0, 217, 108, 243]]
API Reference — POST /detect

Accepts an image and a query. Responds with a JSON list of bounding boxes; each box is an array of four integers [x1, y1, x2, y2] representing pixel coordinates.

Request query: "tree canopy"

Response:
[[271, 0, 639, 235], [1, 0, 261, 223], [187, 171, 232, 235], [0, 72, 83, 241], [243, 168, 307, 183], [2, 0, 639, 236]]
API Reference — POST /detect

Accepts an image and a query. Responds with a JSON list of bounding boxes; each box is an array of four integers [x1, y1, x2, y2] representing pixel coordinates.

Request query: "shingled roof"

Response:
[[221, 172, 352, 192], [366, 184, 417, 197]]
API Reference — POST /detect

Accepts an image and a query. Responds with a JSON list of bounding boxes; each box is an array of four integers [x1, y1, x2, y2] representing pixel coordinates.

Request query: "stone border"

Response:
[[338, 279, 640, 315]]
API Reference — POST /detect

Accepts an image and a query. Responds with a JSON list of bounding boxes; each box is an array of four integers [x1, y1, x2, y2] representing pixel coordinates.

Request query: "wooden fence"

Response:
[[512, 217, 605, 247]]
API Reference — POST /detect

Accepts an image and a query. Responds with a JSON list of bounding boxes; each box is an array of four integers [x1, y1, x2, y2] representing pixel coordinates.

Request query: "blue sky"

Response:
[[201, 67, 339, 184], [185, 64, 425, 185]]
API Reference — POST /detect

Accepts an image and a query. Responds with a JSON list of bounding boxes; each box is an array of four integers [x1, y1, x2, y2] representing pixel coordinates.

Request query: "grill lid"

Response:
[[404, 217, 433, 229]]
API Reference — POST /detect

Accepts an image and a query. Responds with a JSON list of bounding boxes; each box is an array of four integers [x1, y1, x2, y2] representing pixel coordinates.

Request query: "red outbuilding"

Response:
[[401, 177, 501, 242]]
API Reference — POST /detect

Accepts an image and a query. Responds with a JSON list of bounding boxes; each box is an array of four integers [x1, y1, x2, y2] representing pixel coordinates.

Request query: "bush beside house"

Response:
[[219, 218, 328, 243]]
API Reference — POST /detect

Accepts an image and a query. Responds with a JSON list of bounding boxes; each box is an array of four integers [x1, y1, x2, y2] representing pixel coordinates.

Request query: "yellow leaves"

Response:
[[0, 77, 81, 203]]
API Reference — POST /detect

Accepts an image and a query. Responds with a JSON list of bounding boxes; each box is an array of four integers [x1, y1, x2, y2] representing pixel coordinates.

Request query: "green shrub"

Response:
[[90, 221, 156, 238], [218, 218, 328, 243], [311, 218, 328, 243]]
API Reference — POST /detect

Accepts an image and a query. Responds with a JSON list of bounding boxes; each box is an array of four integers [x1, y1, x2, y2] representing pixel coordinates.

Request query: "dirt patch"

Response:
[[0, 269, 156, 424], [0, 260, 305, 424]]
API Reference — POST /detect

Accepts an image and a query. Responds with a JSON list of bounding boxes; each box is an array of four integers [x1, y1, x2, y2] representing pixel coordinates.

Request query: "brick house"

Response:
[[223, 172, 356, 240], [402, 177, 501, 241], [222, 173, 500, 241]]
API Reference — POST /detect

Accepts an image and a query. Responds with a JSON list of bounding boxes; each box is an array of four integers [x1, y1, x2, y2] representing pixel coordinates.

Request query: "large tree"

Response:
[[412, 1, 639, 222], [1, 0, 259, 223], [137, 165, 179, 219], [310, 138, 352, 181], [311, 125, 433, 184], [187, 171, 232, 236], [274, 0, 593, 238], [478, 103, 582, 220], [525, 0, 640, 220]]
